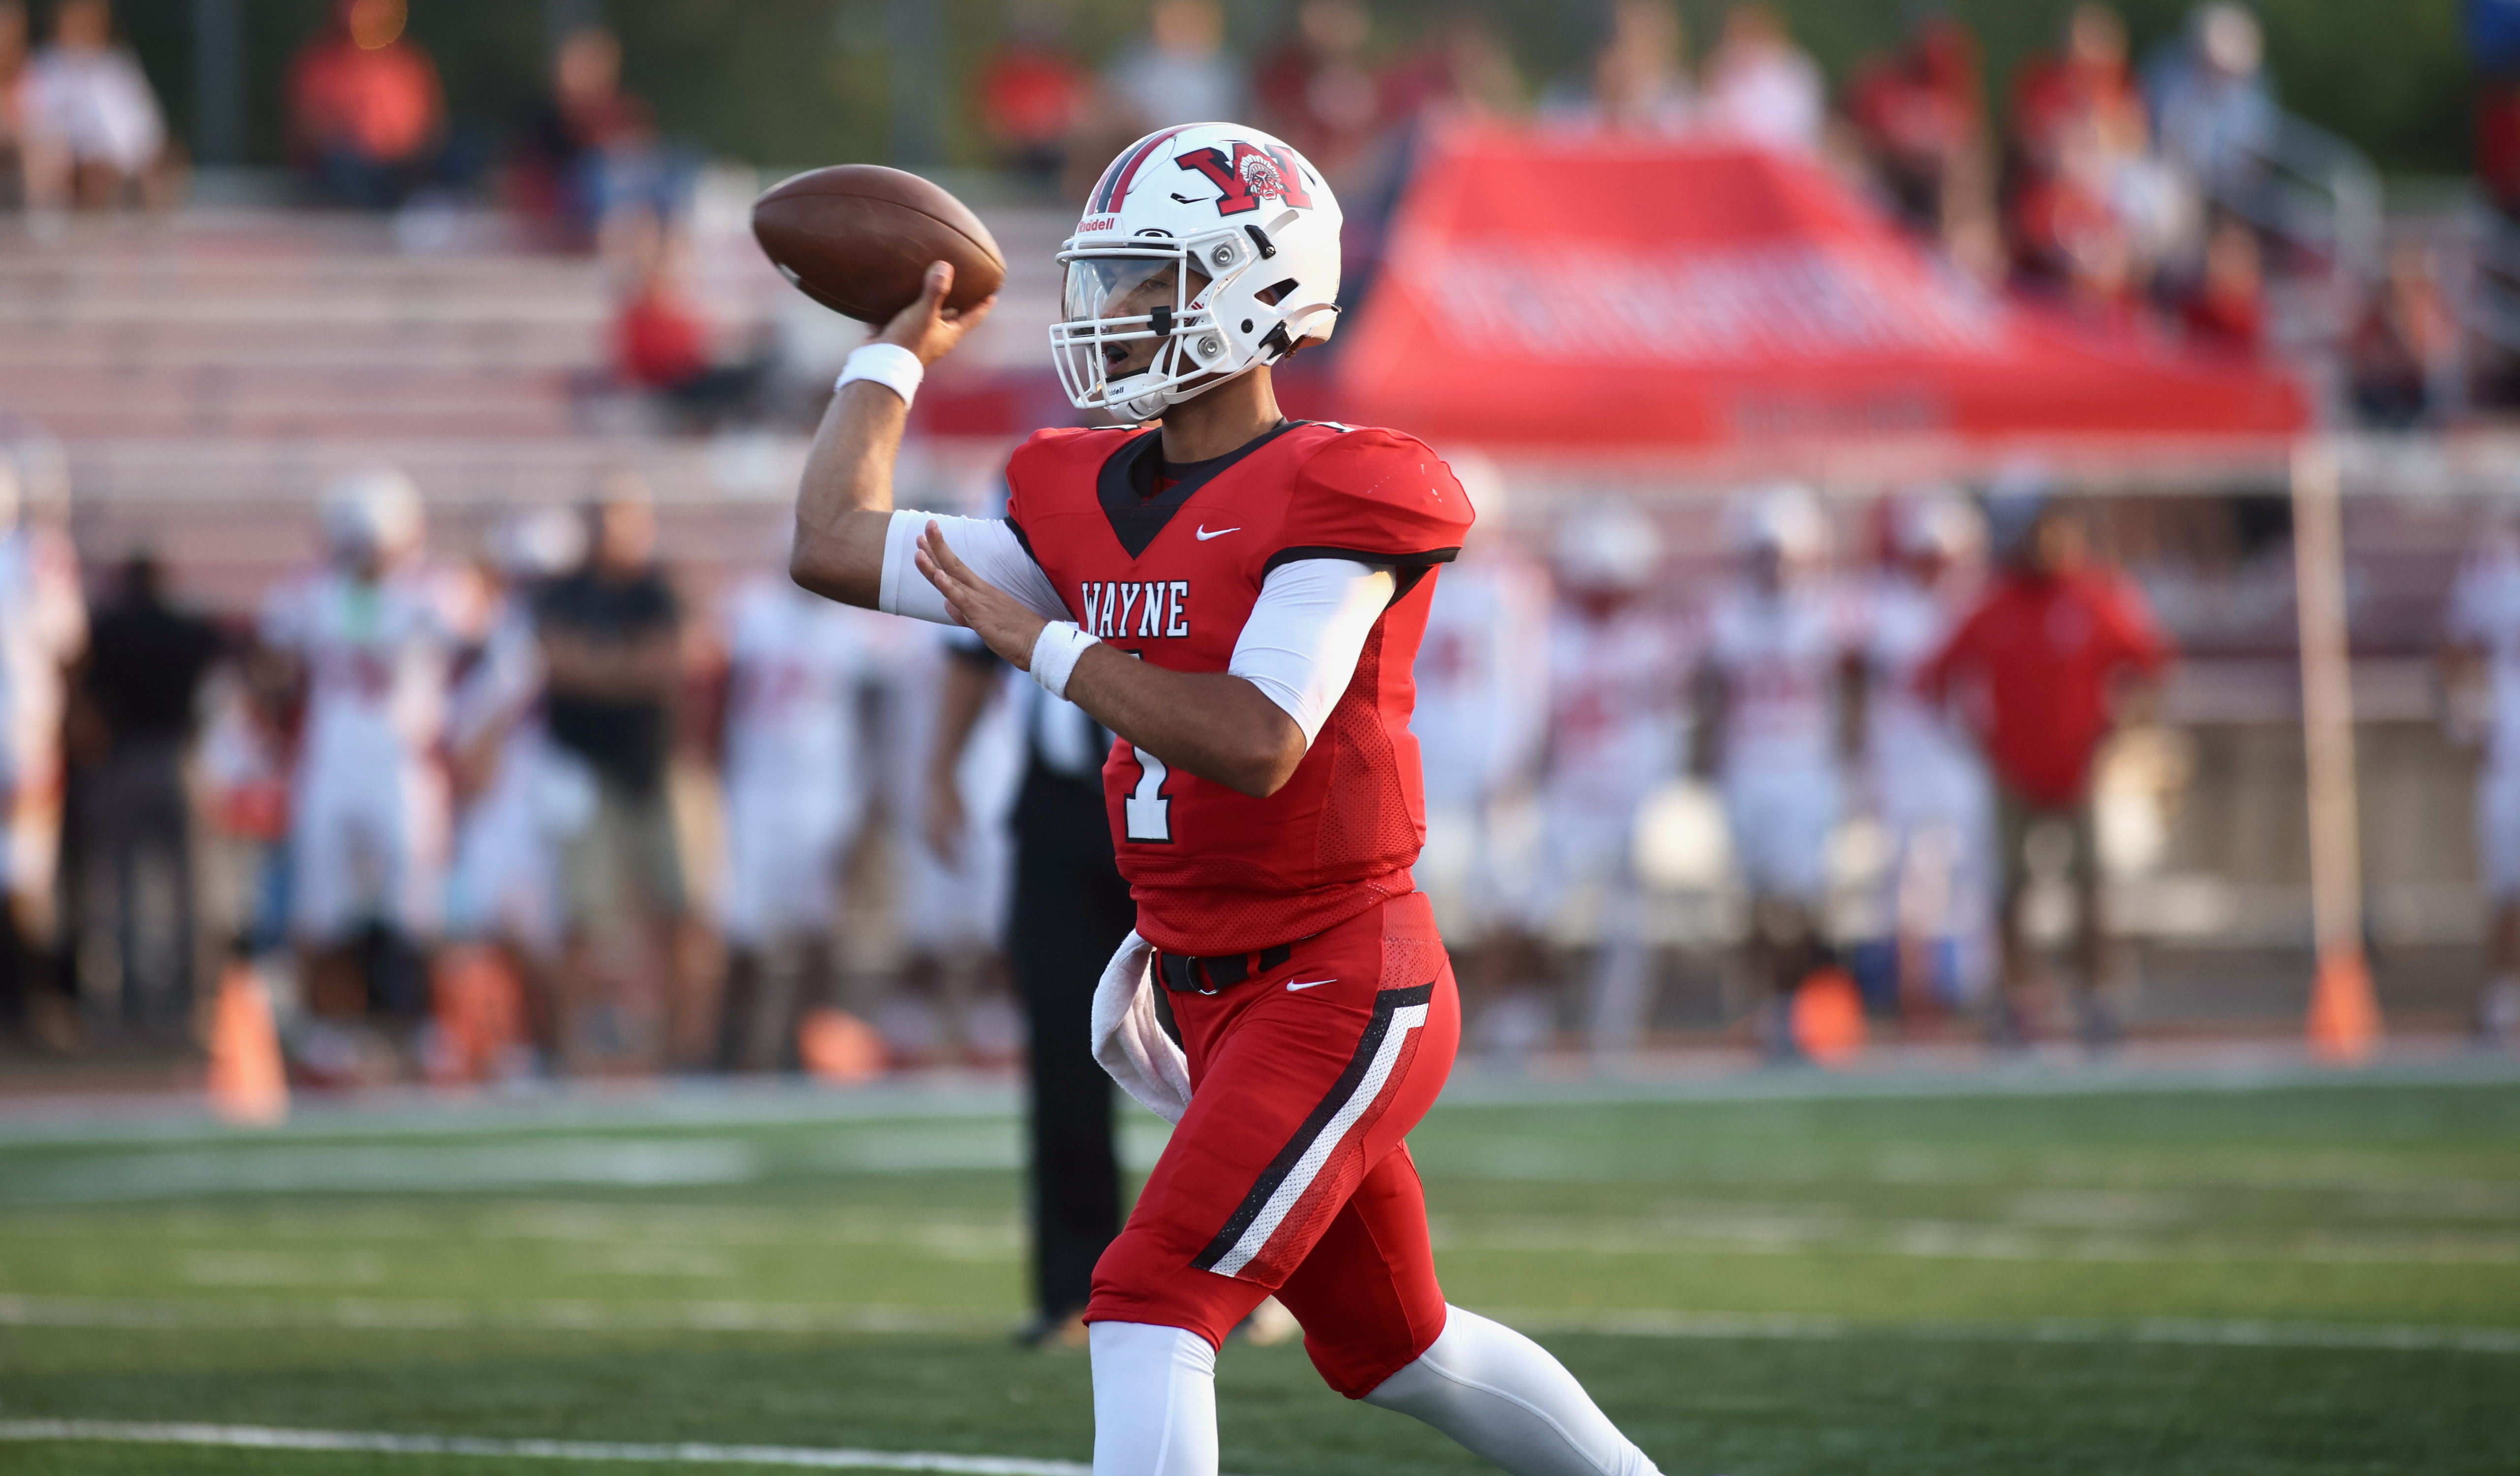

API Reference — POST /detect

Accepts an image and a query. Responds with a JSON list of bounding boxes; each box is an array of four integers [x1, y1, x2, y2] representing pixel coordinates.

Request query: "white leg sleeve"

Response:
[[1090, 1321, 1219, 1476], [1362, 1306, 1660, 1476]]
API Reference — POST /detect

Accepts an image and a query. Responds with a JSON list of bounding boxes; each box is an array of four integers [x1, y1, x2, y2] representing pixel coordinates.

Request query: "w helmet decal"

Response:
[[1176, 141, 1315, 216]]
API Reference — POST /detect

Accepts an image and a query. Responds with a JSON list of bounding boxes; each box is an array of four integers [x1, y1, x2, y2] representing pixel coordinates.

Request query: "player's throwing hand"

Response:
[[875, 261, 998, 367]]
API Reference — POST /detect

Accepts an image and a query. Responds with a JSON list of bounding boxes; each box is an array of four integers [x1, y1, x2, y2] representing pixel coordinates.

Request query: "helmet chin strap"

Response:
[[1117, 387, 1168, 423], [1113, 360, 1261, 427]]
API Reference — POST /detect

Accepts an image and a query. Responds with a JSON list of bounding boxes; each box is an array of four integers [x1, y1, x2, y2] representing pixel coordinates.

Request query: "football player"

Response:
[[1854, 489, 1994, 1017], [439, 508, 583, 1072], [1696, 484, 1855, 1057], [1409, 465, 1550, 1036], [259, 467, 452, 1025], [874, 611, 1024, 1064], [788, 125, 1661, 1476], [714, 531, 878, 1069], [2443, 514, 2520, 1046], [1496, 500, 1688, 1062], [0, 454, 84, 1042]]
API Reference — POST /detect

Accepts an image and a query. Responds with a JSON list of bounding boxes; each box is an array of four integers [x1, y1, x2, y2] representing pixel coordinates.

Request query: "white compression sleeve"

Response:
[[1090, 1321, 1219, 1476], [877, 510, 1067, 625], [1228, 558, 1396, 746], [1362, 1306, 1662, 1476]]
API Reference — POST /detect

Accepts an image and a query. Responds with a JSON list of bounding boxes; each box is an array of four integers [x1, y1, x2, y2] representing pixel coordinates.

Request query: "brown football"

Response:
[[751, 165, 1006, 323]]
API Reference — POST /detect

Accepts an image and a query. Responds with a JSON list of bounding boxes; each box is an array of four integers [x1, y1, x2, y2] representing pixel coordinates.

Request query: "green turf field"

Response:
[[1, 1066, 2515, 1475]]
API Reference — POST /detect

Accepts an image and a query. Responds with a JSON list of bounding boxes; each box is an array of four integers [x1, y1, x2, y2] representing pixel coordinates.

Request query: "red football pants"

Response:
[[1086, 891, 1461, 1398]]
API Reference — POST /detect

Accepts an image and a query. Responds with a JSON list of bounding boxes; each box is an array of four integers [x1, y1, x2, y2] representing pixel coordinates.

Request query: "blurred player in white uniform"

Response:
[[1497, 501, 1688, 1062], [1410, 473, 1550, 962], [0, 452, 84, 1043], [258, 468, 452, 1023], [2443, 518, 2520, 1045], [869, 616, 1023, 1063], [713, 540, 878, 1070], [1696, 485, 1853, 1056], [439, 508, 583, 1071], [1854, 489, 1995, 1017]]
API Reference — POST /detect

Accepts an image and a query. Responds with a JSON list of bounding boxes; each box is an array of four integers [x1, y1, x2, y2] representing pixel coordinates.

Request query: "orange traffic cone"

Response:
[[206, 959, 288, 1126], [798, 1007, 885, 1083], [428, 944, 528, 1085], [2307, 946, 2380, 1064], [1790, 965, 1868, 1067]]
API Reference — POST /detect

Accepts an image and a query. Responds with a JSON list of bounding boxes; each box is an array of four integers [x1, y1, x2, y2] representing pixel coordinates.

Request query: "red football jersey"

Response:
[[1004, 420, 1473, 954]]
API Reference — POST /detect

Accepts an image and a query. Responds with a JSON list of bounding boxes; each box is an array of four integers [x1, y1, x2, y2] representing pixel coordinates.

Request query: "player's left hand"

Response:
[[915, 520, 1048, 670]]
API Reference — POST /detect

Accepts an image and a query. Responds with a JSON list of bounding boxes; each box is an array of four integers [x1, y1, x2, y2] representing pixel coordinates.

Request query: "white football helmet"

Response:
[[491, 505, 587, 581], [1052, 123, 1343, 423], [1890, 484, 1983, 563], [320, 465, 423, 571], [1723, 482, 1829, 566], [1551, 499, 1663, 594]]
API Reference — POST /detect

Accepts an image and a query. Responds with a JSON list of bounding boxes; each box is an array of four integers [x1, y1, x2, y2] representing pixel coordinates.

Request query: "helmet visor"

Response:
[[1060, 252, 1186, 327]]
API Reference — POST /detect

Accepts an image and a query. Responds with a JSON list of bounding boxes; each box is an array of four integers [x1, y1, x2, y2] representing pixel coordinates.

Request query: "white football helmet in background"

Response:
[[1890, 484, 1984, 564], [1723, 482, 1830, 568], [320, 465, 424, 572], [1551, 499, 1663, 595], [1052, 123, 1343, 423], [491, 505, 588, 582]]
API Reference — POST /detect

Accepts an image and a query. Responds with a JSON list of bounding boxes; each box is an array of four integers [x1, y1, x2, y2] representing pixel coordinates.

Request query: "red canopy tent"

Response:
[[1332, 126, 2308, 451]]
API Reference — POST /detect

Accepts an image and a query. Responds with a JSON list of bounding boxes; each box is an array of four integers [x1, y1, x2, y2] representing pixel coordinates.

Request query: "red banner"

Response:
[[1336, 126, 2308, 448]]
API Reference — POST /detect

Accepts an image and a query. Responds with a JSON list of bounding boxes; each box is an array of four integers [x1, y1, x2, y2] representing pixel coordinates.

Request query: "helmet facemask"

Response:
[[1052, 212, 1328, 424], [1052, 247, 1213, 424]]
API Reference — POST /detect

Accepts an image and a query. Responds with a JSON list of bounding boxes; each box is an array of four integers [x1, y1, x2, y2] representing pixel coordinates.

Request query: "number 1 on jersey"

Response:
[[1124, 745, 1172, 842]]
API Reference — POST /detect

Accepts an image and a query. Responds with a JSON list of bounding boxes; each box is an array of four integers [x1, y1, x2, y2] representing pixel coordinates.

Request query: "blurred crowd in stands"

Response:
[[0, 0, 2510, 427]]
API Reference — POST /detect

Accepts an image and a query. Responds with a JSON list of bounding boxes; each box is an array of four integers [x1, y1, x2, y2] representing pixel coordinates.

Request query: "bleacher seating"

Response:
[[0, 201, 1075, 609]]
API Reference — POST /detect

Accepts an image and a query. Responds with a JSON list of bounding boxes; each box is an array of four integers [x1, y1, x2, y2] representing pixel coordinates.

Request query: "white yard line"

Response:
[[1491, 1307, 2520, 1353], [0, 1419, 1093, 1474], [0, 1293, 1002, 1335], [5, 1291, 2513, 1354], [0, 1049, 2512, 1148]]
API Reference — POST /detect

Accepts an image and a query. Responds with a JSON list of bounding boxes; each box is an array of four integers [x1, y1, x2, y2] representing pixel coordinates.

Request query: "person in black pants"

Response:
[[928, 634, 1134, 1347], [75, 552, 222, 1031]]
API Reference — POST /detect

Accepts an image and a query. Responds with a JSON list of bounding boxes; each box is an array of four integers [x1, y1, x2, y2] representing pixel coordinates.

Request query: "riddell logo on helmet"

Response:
[[1176, 142, 1314, 217], [1076, 215, 1119, 232]]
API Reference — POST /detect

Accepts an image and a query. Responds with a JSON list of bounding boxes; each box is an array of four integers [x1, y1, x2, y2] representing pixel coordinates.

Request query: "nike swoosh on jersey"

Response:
[[1194, 525, 1241, 540], [1285, 978, 1336, 991]]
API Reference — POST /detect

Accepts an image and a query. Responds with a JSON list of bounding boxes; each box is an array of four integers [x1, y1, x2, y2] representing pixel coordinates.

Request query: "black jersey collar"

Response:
[[1097, 420, 1304, 559]]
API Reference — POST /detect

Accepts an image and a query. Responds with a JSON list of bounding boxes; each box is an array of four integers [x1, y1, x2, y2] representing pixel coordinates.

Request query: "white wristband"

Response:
[[836, 343, 925, 408], [1030, 621, 1099, 700]]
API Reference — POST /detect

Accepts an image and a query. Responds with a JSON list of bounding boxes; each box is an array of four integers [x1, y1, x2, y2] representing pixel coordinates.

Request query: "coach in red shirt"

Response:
[[1923, 497, 2169, 1046]]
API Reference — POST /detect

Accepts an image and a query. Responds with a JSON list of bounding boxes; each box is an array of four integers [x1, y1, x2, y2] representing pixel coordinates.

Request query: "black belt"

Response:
[[1157, 943, 1293, 995]]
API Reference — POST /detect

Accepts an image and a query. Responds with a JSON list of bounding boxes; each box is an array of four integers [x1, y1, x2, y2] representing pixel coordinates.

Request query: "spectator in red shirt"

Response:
[[0, 1, 30, 196], [1253, 0, 1385, 185], [512, 24, 664, 248], [2010, 4, 2146, 186], [287, 0, 444, 209], [2004, 126, 2135, 315], [2179, 214, 2264, 355], [610, 213, 764, 431], [976, 3, 1089, 184], [2348, 242, 2461, 427], [1377, 12, 1521, 127], [1924, 495, 2170, 1048], [1844, 13, 1990, 244]]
